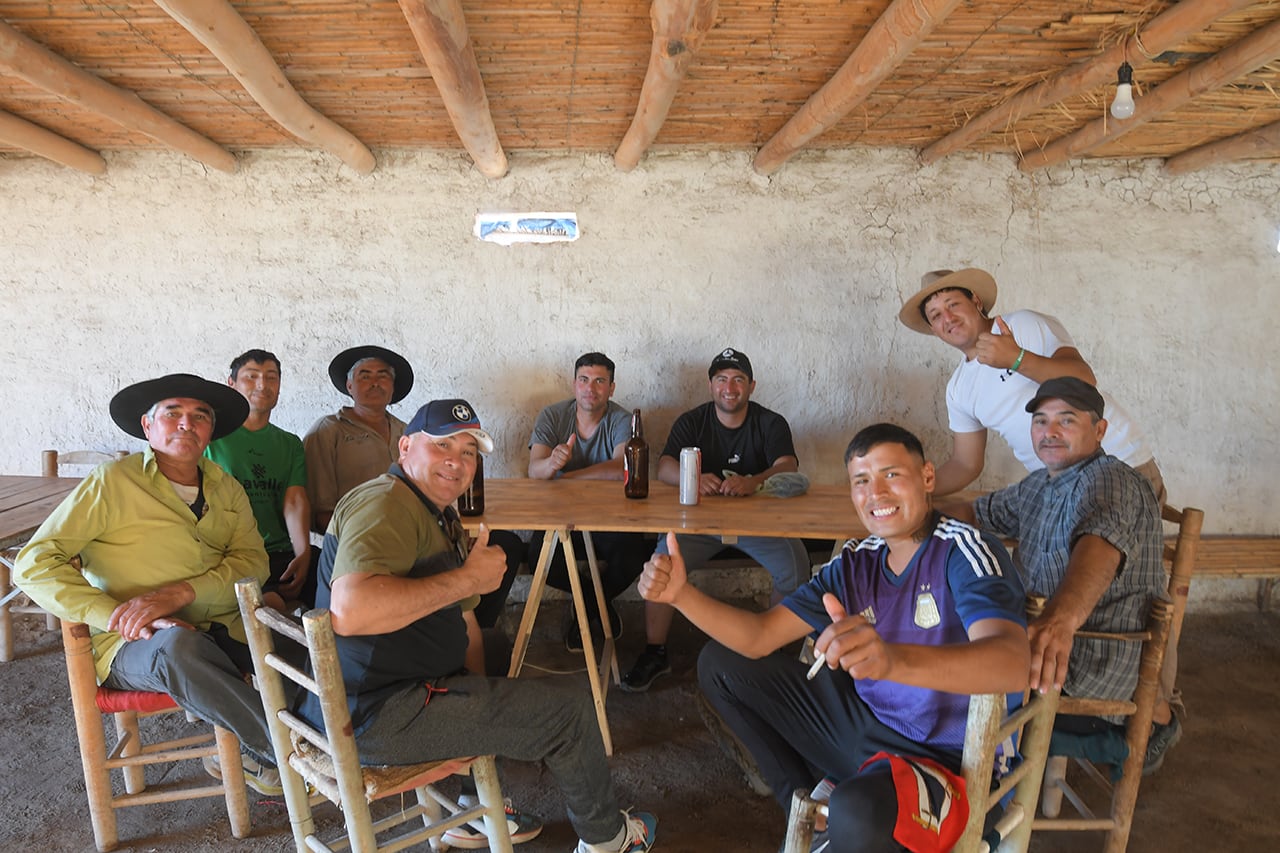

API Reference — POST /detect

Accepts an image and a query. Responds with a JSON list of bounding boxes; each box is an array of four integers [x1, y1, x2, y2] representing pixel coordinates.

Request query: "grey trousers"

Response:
[[356, 674, 626, 845], [103, 624, 274, 761]]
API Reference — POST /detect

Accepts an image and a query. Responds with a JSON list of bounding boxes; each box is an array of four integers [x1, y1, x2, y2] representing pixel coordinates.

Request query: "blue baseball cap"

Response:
[[405, 398, 494, 454]]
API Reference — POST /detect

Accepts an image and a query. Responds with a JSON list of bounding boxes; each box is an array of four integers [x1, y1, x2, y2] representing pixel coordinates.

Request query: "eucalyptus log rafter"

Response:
[[398, 0, 506, 179], [1020, 17, 1280, 172], [0, 110, 106, 175], [153, 0, 375, 175], [753, 0, 962, 176], [920, 0, 1258, 165], [1164, 118, 1280, 174], [0, 19, 236, 173], [614, 0, 718, 172]]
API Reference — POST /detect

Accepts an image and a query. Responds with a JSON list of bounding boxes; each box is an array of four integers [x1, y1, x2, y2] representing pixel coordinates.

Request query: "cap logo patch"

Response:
[[452, 404, 472, 421], [721, 348, 735, 358]]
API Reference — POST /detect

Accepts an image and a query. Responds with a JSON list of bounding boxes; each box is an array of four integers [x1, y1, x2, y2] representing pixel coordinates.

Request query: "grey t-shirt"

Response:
[[529, 399, 632, 474]]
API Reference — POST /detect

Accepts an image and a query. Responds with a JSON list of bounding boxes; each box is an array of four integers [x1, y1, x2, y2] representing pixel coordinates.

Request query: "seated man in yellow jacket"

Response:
[[15, 373, 278, 793]]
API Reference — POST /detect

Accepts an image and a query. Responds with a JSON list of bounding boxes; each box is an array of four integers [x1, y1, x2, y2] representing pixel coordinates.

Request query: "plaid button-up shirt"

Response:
[[974, 451, 1165, 710]]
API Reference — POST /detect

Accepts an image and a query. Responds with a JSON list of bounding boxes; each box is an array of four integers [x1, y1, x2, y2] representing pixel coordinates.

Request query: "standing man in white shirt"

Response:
[[899, 268, 1164, 503]]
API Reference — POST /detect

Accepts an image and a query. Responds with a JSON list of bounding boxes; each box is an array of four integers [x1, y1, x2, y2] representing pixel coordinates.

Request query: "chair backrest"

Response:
[[956, 689, 1059, 851], [235, 577, 370, 813], [42, 450, 128, 478], [1160, 504, 1203, 695]]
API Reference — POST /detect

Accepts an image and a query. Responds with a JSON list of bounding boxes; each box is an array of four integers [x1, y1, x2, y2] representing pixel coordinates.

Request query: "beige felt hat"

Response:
[[898, 268, 997, 335]]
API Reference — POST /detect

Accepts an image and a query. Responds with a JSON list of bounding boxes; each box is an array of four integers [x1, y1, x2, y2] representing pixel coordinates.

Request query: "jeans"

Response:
[[103, 623, 273, 761], [656, 533, 810, 595]]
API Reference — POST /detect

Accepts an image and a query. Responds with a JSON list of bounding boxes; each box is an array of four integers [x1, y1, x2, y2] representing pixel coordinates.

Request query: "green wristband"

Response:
[[1011, 348, 1026, 373]]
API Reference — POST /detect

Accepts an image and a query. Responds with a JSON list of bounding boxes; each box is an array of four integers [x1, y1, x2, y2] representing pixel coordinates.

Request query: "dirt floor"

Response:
[[1, 602, 1276, 853]]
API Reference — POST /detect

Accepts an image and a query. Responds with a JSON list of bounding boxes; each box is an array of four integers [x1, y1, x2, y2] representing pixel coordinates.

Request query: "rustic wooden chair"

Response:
[[61, 618, 251, 852], [781, 687, 1059, 853], [0, 450, 128, 662], [40, 449, 130, 479], [1032, 504, 1203, 853], [235, 577, 514, 853]]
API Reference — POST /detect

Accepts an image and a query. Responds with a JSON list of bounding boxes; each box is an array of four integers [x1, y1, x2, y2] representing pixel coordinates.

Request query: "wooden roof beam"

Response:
[[614, 0, 718, 172], [398, 0, 506, 179], [1021, 17, 1280, 171], [1164, 118, 1280, 174], [0, 110, 106, 175], [153, 0, 375, 175], [920, 0, 1258, 165], [0, 19, 235, 173], [753, 0, 962, 176]]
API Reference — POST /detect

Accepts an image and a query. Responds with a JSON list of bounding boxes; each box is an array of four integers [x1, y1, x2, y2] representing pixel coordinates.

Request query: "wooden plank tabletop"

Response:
[[0, 476, 79, 550], [459, 479, 867, 541]]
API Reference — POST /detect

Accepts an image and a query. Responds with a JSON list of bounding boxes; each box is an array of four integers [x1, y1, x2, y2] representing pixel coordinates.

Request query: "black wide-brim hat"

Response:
[[109, 373, 250, 441], [328, 345, 414, 404]]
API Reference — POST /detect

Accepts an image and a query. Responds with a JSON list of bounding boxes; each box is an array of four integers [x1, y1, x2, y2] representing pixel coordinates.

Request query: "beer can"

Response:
[[679, 447, 701, 506]]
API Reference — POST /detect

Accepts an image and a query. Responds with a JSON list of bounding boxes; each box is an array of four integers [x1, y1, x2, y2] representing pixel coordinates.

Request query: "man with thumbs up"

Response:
[[898, 268, 1163, 502], [527, 352, 650, 652], [640, 424, 1028, 852], [308, 398, 662, 852]]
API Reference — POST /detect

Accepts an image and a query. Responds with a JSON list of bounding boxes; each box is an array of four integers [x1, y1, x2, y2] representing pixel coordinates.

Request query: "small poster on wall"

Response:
[[474, 212, 580, 246]]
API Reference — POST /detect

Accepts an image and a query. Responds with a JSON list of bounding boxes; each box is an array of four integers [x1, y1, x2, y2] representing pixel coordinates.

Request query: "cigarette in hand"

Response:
[[806, 655, 826, 681]]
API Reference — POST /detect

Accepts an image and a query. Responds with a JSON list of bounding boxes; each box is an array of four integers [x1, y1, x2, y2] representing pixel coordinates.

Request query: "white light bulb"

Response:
[[1111, 83, 1135, 119], [1111, 62, 1136, 120]]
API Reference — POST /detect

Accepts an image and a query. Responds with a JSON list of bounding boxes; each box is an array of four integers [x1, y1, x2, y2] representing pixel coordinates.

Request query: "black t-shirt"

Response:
[[660, 401, 797, 475]]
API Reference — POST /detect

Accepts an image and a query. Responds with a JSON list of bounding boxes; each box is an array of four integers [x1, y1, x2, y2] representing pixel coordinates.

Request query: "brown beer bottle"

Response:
[[623, 409, 649, 499], [458, 454, 485, 516]]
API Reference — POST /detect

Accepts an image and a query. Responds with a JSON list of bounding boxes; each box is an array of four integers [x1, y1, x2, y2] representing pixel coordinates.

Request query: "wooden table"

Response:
[[0, 475, 79, 660], [461, 479, 867, 753]]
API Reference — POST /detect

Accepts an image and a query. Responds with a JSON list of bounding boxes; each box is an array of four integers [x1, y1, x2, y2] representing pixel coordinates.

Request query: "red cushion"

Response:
[[95, 687, 179, 714]]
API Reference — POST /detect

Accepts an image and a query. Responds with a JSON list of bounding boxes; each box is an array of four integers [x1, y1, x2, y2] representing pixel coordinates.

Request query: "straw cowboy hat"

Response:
[[897, 268, 998, 335]]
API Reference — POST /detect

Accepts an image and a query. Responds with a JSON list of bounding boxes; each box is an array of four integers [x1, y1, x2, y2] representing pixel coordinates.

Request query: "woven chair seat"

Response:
[[290, 730, 473, 802]]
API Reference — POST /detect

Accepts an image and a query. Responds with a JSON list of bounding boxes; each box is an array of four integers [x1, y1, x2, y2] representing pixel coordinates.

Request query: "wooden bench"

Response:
[[1179, 535, 1280, 610]]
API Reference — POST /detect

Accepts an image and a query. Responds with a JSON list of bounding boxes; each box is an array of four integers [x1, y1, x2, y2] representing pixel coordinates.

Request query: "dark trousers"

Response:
[[526, 530, 652, 621], [357, 646, 623, 844], [267, 549, 319, 609], [473, 529, 525, 630], [696, 641, 961, 812]]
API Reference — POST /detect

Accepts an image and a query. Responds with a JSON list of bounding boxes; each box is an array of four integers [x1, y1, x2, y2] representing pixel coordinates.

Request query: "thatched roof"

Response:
[[1, 0, 1277, 177]]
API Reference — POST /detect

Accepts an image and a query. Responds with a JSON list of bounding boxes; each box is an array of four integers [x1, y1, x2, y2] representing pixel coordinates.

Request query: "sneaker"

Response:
[[619, 648, 671, 693], [443, 803, 544, 848], [1143, 714, 1182, 775], [203, 751, 283, 796], [576, 809, 657, 852]]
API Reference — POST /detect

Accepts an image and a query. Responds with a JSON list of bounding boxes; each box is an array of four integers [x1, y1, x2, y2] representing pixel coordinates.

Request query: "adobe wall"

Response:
[[2, 148, 1276, 536]]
